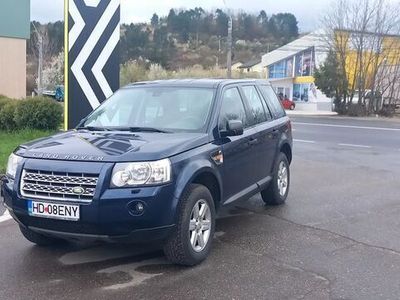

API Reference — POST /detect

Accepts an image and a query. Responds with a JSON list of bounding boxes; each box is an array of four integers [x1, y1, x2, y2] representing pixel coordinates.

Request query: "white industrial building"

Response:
[[261, 31, 333, 112]]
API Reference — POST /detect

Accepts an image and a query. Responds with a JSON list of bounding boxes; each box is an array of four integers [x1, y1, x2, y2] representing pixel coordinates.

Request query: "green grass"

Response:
[[0, 129, 56, 174]]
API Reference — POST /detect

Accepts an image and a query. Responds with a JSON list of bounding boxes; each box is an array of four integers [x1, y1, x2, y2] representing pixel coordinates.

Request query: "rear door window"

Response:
[[259, 85, 286, 119], [241, 85, 271, 125]]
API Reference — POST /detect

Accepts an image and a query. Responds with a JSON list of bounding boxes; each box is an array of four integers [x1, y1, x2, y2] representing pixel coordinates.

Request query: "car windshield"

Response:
[[81, 87, 215, 133]]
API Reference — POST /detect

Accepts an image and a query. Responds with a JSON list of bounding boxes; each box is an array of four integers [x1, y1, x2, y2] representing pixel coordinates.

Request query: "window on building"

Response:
[[268, 60, 287, 79], [302, 50, 312, 76], [286, 58, 293, 77], [295, 48, 315, 77], [293, 84, 310, 102]]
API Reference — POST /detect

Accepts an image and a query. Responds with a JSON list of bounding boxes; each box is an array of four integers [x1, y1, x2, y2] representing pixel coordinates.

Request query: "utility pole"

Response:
[[32, 23, 43, 95], [38, 35, 43, 95], [227, 16, 233, 79]]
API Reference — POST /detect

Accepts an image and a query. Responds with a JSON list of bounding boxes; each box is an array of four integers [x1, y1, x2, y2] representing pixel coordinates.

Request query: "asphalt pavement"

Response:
[[1, 116, 400, 299]]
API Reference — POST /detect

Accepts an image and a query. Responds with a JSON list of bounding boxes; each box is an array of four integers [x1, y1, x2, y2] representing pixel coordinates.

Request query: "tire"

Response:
[[290, 104, 295, 110], [261, 152, 290, 206], [19, 226, 62, 246], [163, 184, 216, 266]]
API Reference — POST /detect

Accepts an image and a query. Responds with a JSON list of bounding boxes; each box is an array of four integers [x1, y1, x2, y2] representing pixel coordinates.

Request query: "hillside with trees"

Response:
[[27, 8, 299, 93], [121, 8, 299, 69]]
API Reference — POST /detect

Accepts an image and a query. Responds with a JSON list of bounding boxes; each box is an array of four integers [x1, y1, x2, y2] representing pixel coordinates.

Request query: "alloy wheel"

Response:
[[189, 199, 212, 252], [277, 161, 288, 196]]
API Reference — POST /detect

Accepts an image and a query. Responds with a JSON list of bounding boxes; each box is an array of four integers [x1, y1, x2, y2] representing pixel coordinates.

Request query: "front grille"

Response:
[[20, 169, 99, 203]]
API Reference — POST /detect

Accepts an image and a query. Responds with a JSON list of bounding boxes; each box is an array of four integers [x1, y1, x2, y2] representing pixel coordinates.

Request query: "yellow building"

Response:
[[335, 29, 400, 91], [261, 29, 400, 111]]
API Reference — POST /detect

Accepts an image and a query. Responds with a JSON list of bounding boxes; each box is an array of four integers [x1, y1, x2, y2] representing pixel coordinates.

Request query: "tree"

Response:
[[192, 7, 205, 47], [151, 13, 159, 27], [314, 50, 348, 112], [269, 13, 299, 42], [120, 24, 150, 63], [215, 9, 229, 37], [42, 51, 64, 89], [167, 9, 177, 31], [257, 10, 268, 25], [321, 0, 400, 115]]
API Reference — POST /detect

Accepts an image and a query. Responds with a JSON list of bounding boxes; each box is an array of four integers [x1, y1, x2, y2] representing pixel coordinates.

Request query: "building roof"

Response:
[[261, 30, 327, 67], [239, 59, 262, 69]]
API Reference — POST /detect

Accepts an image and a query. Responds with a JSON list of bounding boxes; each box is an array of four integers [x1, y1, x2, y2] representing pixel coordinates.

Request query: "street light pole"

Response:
[[32, 22, 43, 95], [227, 16, 232, 79]]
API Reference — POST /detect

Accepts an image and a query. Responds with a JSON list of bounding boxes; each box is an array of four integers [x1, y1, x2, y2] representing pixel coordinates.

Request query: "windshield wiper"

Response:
[[76, 126, 110, 131], [116, 127, 171, 133]]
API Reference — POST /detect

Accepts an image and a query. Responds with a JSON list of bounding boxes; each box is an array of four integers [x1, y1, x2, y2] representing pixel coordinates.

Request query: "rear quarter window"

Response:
[[259, 85, 286, 119]]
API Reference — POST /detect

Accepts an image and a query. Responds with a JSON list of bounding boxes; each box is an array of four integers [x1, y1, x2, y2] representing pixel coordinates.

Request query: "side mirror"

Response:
[[226, 120, 244, 136]]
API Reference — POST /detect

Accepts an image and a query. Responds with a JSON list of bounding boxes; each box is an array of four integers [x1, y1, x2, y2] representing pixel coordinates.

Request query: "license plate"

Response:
[[28, 201, 80, 221]]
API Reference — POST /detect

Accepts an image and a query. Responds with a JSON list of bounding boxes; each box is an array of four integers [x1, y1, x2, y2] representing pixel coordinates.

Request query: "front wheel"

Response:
[[290, 104, 295, 110], [163, 184, 216, 266], [261, 152, 290, 205]]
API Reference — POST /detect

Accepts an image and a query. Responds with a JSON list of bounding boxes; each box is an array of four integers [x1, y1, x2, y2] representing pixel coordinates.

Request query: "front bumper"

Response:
[[1, 159, 179, 243]]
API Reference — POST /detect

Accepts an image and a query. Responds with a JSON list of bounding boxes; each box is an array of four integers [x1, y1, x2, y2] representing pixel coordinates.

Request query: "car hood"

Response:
[[15, 130, 210, 162]]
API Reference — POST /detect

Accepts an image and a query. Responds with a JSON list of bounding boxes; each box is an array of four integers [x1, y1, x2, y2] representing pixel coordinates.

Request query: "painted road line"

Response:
[[293, 122, 400, 132], [338, 143, 372, 149], [294, 139, 316, 144], [0, 210, 12, 223]]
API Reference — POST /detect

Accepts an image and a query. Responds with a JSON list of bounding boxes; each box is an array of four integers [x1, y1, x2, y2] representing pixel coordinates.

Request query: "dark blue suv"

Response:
[[2, 79, 292, 265]]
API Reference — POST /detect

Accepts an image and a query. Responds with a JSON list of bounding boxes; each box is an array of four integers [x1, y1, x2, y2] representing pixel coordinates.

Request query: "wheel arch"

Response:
[[174, 163, 223, 213], [280, 142, 292, 164]]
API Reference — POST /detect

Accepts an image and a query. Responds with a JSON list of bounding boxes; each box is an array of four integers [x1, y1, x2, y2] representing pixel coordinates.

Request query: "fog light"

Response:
[[127, 201, 146, 216], [136, 202, 144, 212]]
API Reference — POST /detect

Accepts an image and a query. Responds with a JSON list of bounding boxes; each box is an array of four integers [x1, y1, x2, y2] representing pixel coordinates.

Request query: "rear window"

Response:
[[259, 85, 286, 119]]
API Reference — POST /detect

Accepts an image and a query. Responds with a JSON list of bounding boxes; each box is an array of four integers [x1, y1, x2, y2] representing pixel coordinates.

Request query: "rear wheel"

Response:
[[19, 226, 62, 246], [290, 104, 295, 110], [163, 184, 215, 266], [261, 152, 290, 205]]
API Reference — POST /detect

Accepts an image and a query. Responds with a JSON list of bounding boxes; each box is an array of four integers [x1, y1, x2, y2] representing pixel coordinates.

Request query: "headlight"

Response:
[[111, 159, 171, 187], [6, 153, 22, 179]]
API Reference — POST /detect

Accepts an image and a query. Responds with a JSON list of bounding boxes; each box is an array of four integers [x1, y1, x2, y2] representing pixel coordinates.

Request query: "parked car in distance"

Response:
[[1, 79, 293, 266], [278, 93, 296, 110], [41, 85, 64, 102], [281, 98, 296, 110]]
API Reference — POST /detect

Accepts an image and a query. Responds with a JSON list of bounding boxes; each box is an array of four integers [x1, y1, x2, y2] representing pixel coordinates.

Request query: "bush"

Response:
[[347, 103, 367, 117], [15, 97, 63, 130], [0, 101, 18, 130], [0, 96, 11, 112], [120, 60, 149, 85], [0, 96, 63, 131], [120, 61, 264, 86]]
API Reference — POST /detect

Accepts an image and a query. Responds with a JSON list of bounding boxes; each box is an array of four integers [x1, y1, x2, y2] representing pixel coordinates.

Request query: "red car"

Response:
[[278, 94, 296, 110], [281, 98, 296, 110]]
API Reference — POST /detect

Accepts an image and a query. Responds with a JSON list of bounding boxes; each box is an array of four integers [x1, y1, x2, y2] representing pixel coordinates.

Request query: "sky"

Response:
[[30, 0, 332, 32]]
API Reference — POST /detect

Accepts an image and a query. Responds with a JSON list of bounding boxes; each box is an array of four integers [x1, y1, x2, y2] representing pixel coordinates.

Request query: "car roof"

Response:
[[123, 79, 271, 89]]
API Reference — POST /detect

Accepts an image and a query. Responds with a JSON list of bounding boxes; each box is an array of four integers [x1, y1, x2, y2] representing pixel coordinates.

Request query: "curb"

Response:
[[286, 111, 338, 116]]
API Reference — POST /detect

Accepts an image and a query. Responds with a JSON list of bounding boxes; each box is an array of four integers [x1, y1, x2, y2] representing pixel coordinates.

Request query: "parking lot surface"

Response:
[[1, 116, 400, 299]]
